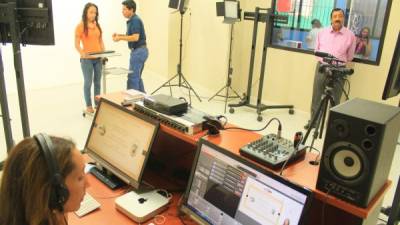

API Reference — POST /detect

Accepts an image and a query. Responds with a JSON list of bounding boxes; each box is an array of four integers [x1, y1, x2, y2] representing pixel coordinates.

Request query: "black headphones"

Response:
[[34, 133, 70, 212]]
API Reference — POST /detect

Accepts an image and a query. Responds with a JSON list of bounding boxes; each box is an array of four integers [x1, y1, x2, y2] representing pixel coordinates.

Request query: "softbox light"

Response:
[[216, 0, 241, 24], [168, 0, 190, 13]]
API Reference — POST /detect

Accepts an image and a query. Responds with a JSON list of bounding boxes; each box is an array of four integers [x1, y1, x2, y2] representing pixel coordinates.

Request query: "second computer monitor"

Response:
[[85, 98, 159, 189], [181, 139, 313, 225]]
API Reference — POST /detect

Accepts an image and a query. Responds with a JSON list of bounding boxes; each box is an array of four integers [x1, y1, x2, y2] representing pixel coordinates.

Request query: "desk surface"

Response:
[[80, 92, 391, 224], [68, 173, 194, 225]]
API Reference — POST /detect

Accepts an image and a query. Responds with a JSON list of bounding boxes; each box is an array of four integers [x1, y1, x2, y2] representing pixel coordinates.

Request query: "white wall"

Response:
[[2, 0, 399, 110], [2, 1, 128, 94]]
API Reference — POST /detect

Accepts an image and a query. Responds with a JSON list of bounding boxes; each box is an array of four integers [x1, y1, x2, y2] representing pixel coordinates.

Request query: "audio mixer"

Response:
[[240, 134, 306, 169]]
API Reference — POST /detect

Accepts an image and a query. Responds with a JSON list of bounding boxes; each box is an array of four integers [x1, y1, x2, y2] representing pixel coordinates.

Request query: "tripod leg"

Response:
[[319, 95, 336, 139], [188, 86, 192, 105], [308, 98, 328, 152], [319, 102, 328, 139], [169, 79, 173, 96], [229, 86, 242, 99], [208, 85, 228, 101], [180, 74, 202, 102], [151, 74, 180, 95], [224, 83, 230, 114], [302, 97, 326, 144]]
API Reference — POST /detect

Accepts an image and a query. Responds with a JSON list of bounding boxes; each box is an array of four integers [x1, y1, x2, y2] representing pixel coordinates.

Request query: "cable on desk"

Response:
[[223, 117, 282, 132], [302, 145, 321, 165], [279, 134, 304, 176], [153, 215, 166, 224], [156, 189, 173, 202]]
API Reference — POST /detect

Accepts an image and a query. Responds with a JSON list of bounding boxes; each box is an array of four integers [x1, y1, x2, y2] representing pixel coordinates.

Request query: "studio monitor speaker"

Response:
[[317, 98, 400, 207]]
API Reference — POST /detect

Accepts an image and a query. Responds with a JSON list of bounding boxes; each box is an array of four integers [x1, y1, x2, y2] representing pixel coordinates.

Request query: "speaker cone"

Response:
[[324, 141, 369, 186]]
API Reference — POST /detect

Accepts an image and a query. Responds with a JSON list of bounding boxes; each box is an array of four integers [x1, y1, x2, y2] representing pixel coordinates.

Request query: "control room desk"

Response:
[[73, 92, 391, 225]]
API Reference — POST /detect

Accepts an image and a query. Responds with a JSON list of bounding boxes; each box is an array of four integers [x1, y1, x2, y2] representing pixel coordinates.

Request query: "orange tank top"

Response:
[[75, 22, 102, 54]]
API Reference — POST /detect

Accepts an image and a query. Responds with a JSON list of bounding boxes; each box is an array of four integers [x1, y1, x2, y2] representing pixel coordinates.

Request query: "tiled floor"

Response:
[[0, 70, 399, 223]]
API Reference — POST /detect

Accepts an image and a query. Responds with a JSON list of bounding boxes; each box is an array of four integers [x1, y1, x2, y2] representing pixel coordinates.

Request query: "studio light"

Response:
[[168, 0, 190, 14], [216, 0, 241, 24]]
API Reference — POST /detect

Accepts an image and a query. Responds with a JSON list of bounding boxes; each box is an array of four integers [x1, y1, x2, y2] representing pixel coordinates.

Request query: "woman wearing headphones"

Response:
[[0, 135, 89, 225]]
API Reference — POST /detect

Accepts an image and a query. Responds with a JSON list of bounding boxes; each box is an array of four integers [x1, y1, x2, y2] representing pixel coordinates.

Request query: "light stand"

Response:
[[0, 48, 14, 150], [208, 23, 241, 113], [152, 7, 201, 103], [0, 1, 54, 151], [228, 7, 294, 122], [0, 2, 31, 150]]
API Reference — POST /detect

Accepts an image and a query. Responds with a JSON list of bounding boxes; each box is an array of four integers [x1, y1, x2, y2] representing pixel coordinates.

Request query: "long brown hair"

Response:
[[0, 136, 76, 225], [82, 2, 102, 37]]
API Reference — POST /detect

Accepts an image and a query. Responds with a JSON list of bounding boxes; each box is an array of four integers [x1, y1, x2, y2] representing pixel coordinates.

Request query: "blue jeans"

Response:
[[80, 58, 102, 107], [128, 47, 148, 92]]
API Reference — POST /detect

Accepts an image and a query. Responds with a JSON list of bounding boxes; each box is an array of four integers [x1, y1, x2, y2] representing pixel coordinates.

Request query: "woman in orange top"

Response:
[[75, 3, 104, 114]]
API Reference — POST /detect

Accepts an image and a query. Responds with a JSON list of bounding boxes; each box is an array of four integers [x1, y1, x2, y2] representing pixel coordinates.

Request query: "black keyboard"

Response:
[[89, 167, 123, 190], [88, 50, 116, 56]]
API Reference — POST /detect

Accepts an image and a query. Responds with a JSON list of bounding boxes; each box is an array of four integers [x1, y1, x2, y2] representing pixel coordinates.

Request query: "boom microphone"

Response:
[[314, 51, 335, 58], [315, 51, 346, 63]]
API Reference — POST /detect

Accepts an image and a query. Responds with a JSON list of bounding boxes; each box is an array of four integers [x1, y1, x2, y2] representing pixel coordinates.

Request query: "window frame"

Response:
[[270, 0, 393, 65]]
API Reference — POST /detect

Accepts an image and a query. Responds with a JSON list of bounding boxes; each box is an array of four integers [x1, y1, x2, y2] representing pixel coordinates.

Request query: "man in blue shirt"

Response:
[[113, 0, 148, 92]]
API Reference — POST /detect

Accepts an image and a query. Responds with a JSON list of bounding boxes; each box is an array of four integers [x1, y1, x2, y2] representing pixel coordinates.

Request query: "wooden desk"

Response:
[[68, 173, 193, 225], [75, 92, 390, 225]]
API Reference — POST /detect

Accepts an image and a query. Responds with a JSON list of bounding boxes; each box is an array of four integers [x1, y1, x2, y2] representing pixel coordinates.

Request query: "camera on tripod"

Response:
[[319, 64, 354, 78], [315, 51, 354, 79]]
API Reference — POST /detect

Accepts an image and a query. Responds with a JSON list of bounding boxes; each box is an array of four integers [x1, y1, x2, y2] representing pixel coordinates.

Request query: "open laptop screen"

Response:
[[181, 139, 313, 225]]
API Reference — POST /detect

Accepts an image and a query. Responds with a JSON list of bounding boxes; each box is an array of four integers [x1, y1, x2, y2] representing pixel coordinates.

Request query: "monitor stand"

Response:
[[89, 167, 124, 190], [115, 189, 170, 223]]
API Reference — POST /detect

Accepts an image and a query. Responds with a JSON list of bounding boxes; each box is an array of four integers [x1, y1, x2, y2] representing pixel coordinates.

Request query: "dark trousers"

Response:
[[309, 62, 346, 121]]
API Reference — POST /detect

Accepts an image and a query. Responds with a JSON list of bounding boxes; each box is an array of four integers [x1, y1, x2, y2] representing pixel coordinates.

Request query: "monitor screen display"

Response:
[[0, 0, 55, 45], [181, 139, 313, 225], [85, 98, 159, 189], [382, 31, 400, 100]]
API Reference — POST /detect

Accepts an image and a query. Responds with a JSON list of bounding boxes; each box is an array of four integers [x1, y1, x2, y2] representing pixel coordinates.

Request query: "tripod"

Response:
[[208, 24, 241, 113], [151, 11, 201, 103], [302, 71, 346, 154]]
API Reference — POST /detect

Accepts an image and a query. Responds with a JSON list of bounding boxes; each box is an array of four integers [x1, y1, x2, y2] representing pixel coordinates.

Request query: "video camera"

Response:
[[315, 51, 354, 78]]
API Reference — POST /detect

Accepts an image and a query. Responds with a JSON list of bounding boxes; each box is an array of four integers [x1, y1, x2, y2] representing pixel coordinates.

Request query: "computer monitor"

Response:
[[382, 31, 400, 101], [0, 0, 55, 45], [181, 139, 313, 225], [85, 98, 159, 190]]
